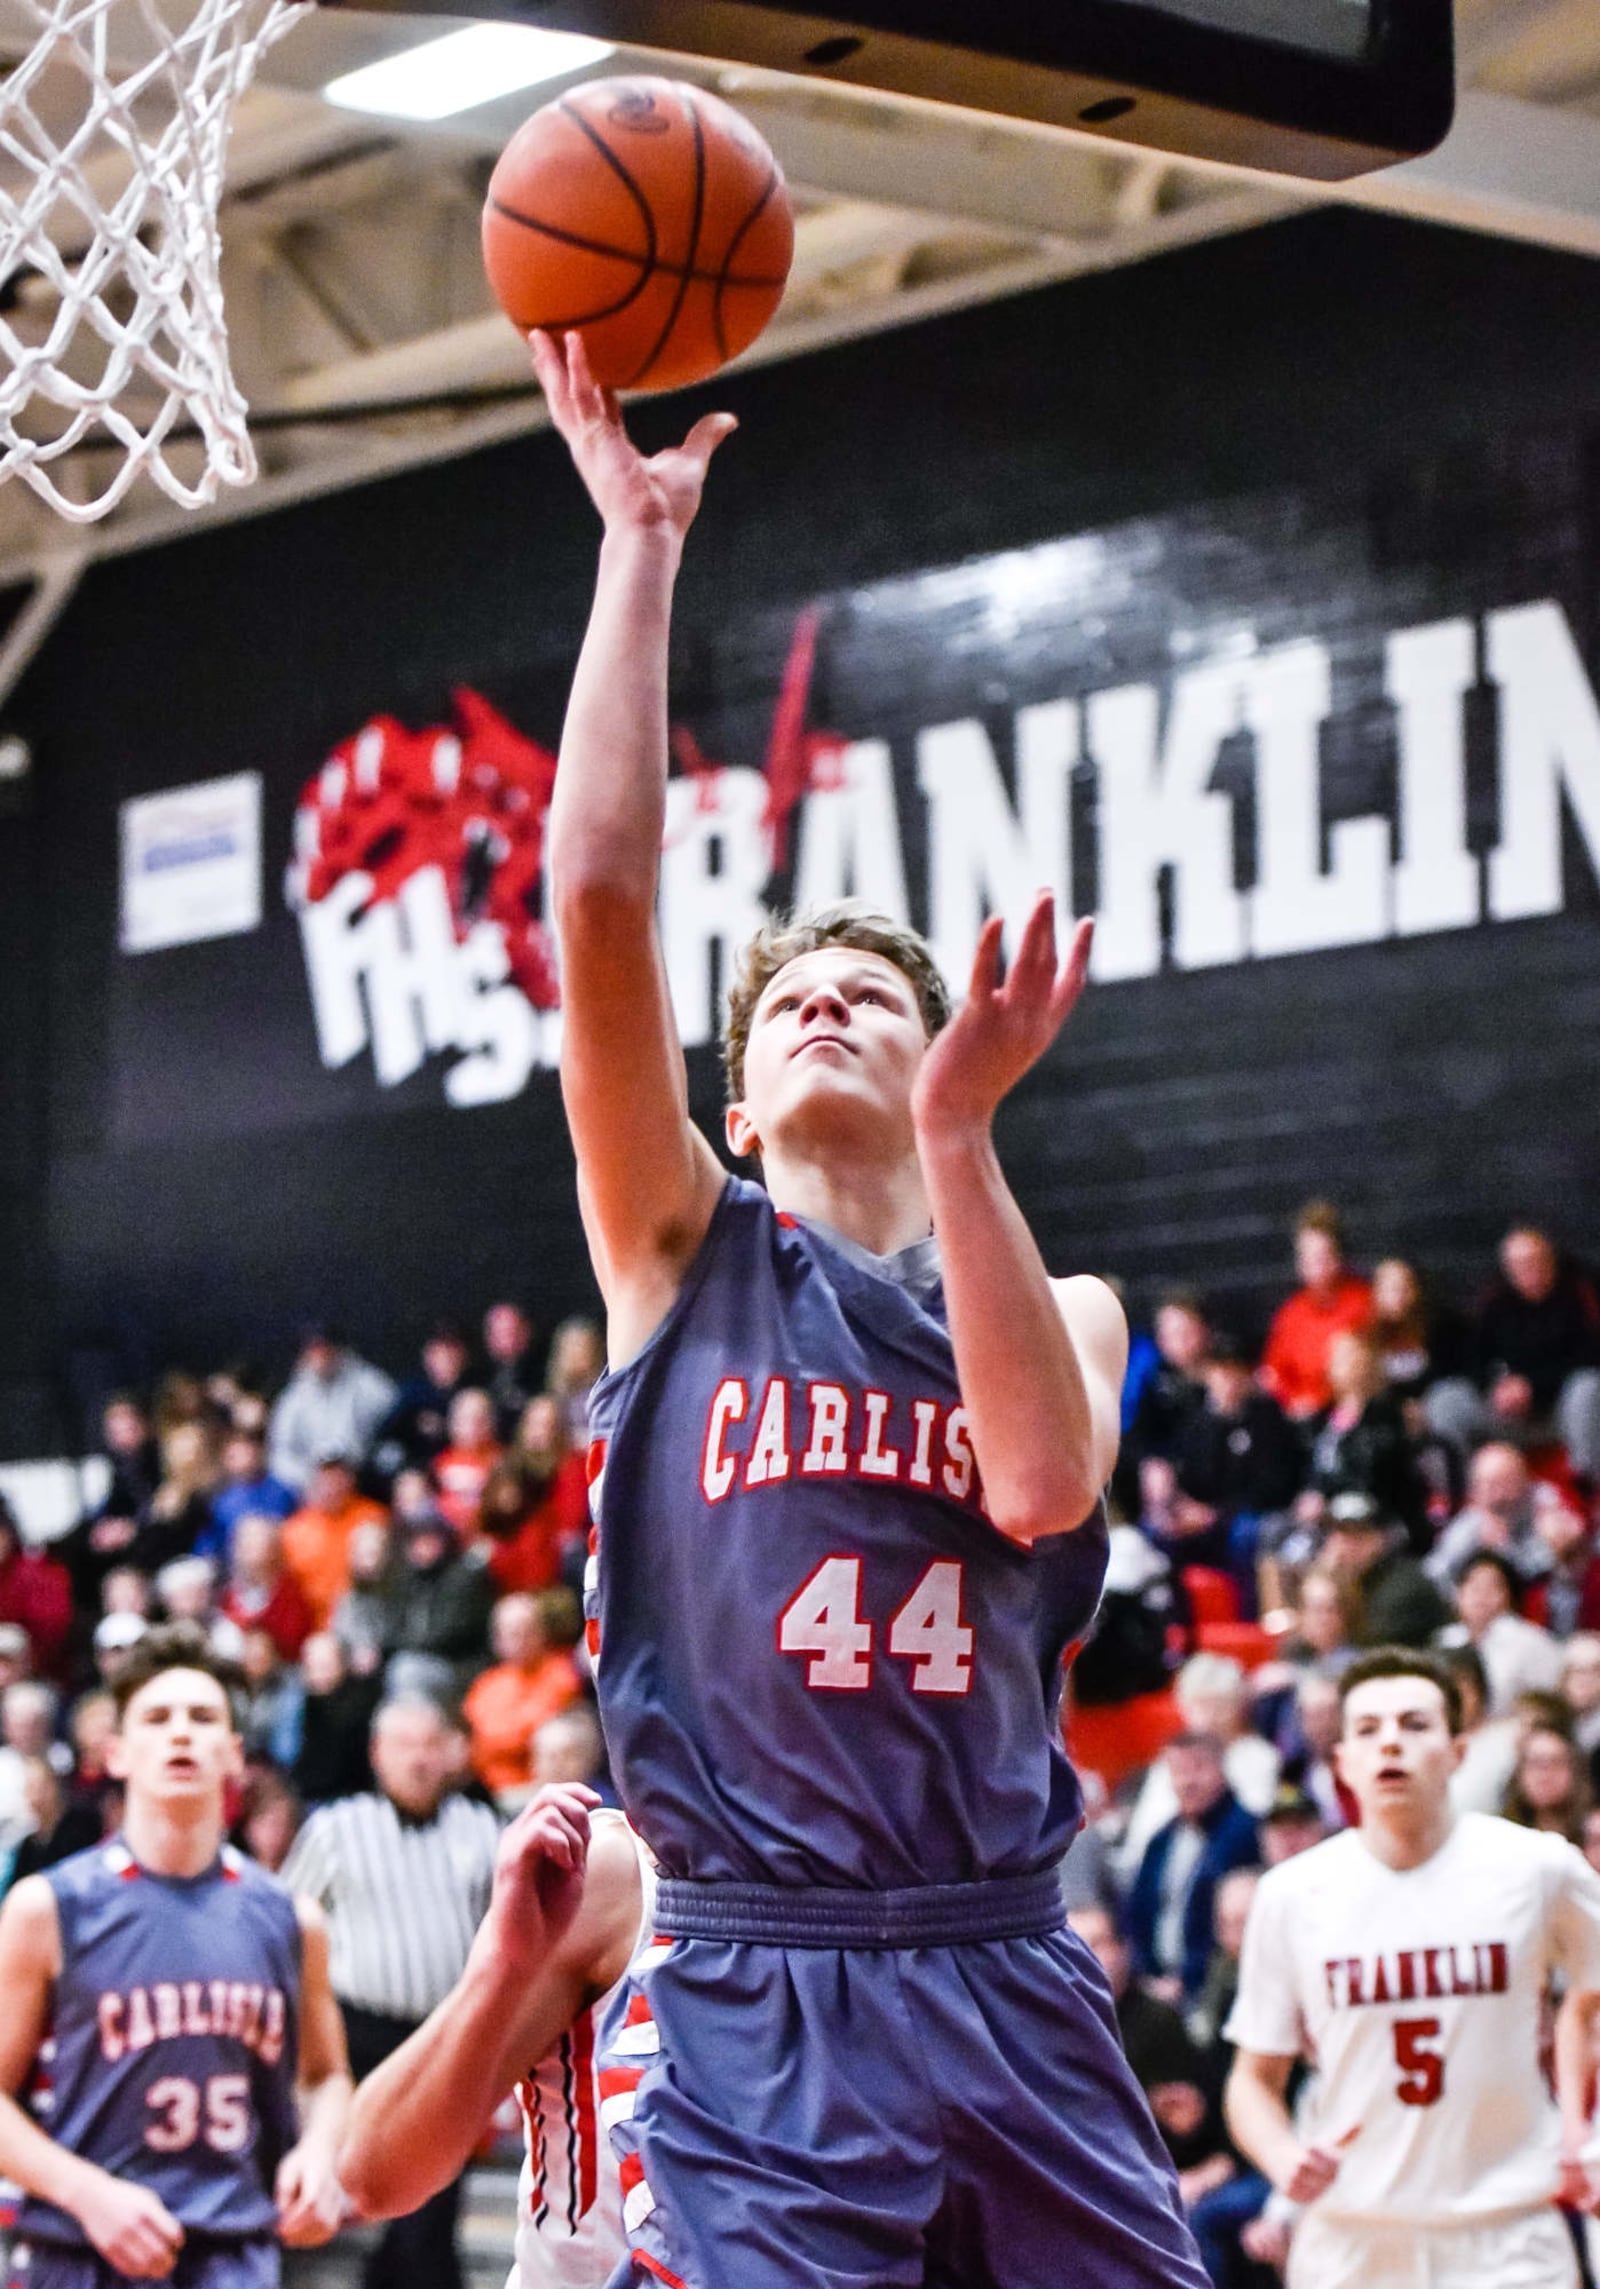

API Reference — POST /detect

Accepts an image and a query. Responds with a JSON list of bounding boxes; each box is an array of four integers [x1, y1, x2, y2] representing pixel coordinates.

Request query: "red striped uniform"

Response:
[[509, 1818, 656, 2289]]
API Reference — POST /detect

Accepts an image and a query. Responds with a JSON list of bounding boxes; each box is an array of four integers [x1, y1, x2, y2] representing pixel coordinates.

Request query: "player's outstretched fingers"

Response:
[[529, 329, 578, 430], [1050, 914, 1095, 1023], [563, 330, 614, 430], [966, 913, 1005, 1006], [679, 410, 739, 476], [1009, 890, 1059, 1000]]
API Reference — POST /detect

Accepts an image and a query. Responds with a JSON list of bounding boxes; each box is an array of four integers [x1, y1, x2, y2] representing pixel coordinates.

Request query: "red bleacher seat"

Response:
[[1195, 1620, 1279, 1671], [1066, 1689, 1183, 1793], [1181, 1566, 1240, 1627]]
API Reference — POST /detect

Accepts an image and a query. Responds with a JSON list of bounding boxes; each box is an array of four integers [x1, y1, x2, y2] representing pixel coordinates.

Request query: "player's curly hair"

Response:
[[110, 1621, 244, 1727], [721, 903, 952, 1104]]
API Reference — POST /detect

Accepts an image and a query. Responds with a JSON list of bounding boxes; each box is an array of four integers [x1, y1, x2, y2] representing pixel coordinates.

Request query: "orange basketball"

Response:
[[482, 75, 795, 394]]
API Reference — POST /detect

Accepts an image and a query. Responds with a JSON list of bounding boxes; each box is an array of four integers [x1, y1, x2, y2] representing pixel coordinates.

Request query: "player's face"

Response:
[[106, 1667, 242, 1808], [1335, 1676, 1462, 1823], [728, 949, 927, 1161]]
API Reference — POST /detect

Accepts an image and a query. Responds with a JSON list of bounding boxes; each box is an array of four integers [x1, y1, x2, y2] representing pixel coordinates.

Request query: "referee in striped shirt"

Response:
[[283, 1693, 501, 2289]]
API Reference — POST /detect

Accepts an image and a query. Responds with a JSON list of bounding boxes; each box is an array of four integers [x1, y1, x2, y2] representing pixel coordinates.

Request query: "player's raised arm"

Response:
[[0, 1879, 185, 2279], [339, 1784, 635, 2220], [910, 893, 1125, 1540], [535, 329, 732, 1363]]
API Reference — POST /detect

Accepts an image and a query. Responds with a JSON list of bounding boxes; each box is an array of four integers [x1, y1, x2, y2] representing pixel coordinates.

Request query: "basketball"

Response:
[[482, 75, 795, 395]]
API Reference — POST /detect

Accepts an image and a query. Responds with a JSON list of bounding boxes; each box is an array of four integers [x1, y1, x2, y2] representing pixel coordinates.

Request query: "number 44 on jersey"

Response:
[[778, 1557, 974, 1695]]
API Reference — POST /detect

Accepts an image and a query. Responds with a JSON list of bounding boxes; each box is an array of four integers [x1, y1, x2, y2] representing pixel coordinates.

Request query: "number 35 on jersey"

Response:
[[778, 1556, 974, 1695]]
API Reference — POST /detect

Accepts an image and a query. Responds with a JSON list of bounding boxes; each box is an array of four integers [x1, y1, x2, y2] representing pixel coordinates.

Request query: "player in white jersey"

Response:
[[1225, 1646, 1600, 2289], [338, 1782, 654, 2289]]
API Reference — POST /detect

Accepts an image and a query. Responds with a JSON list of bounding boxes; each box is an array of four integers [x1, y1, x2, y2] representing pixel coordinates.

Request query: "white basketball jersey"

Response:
[[1225, 1813, 1600, 2228], [508, 1818, 657, 2289]]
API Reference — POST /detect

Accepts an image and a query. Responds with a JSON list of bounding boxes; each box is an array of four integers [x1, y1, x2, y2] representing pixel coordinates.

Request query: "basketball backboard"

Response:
[[320, 0, 1457, 180]]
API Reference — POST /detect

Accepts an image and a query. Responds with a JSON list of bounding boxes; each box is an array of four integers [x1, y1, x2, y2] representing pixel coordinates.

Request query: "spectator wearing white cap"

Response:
[[90, 1608, 147, 1688]]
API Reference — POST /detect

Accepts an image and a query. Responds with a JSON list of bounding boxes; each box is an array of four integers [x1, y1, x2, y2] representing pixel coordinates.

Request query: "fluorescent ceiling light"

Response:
[[323, 23, 614, 120]]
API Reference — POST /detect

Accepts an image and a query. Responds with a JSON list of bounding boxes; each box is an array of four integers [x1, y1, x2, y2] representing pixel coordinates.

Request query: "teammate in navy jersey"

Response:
[[0, 1625, 351, 2288], [532, 325, 1208, 2289]]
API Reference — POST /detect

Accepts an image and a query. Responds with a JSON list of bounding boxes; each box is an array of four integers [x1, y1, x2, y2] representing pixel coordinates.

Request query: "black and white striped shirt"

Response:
[[281, 1790, 502, 2022]]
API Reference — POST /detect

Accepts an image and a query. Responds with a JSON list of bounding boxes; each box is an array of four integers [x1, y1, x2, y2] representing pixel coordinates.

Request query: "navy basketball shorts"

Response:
[[596, 1875, 1210, 2289], [10, 2236, 279, 2289]]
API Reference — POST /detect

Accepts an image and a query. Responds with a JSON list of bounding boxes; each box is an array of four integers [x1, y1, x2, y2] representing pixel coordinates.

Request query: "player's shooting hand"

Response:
[[275, 2141, 349, 2247], [484, 1782, 602, 1973], [911, 894, 1092, 1142], [1278, 2142, 1341, 2205], [529, 328, 736, 541], [74, 2169, 185, 2277]]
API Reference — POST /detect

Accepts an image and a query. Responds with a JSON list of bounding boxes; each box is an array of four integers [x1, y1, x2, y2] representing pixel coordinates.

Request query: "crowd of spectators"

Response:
[[1074, 1203, 1600, 2284], [3, 1205, 1600, 2283], [0, 1304, 608, 1892]]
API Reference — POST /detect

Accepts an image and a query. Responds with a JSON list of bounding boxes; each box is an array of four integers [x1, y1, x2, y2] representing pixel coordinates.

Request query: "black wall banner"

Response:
[[8, 209, 1600, 1445]]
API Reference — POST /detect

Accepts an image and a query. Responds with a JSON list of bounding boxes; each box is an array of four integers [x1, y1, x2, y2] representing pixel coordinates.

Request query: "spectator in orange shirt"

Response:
[[432, 1389, 503, 1538], [461, 1589, 582, 1801], [1259, 1201, 1373, 1421], [281, 1453, 388, 1631]]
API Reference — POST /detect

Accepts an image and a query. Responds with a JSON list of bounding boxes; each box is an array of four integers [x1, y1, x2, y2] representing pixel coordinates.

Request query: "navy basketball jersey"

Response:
[[19, 1839, 302, 2246], [586, 1176, 1109, 1888]]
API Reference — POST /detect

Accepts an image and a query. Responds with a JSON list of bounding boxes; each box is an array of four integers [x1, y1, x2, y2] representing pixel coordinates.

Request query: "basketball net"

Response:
[[0, 0, 308, 522]]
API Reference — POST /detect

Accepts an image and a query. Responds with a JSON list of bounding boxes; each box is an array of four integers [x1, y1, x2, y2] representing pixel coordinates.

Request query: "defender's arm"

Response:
[[537, 330, 730, 1368], [339, 1787, 639, 2221], [912, 896, 1123, 1541], [0, 1878, 185, 2279]]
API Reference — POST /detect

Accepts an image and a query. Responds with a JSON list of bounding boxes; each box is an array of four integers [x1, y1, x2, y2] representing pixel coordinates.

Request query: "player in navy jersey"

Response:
[[531, 325, 1208, 2289], [0, 1625, 351, 2288]]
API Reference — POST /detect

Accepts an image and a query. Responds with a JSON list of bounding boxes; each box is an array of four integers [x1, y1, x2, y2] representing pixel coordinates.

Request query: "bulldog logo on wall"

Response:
[[286, 689, 562, 1108], [286, 615, 844, 1109]]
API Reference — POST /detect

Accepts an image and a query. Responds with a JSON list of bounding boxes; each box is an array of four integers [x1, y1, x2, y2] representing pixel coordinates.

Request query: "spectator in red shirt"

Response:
[[1526, 1499, 1600, 1639], [477, 1462, 559, 1594], [484, 1396, 590, 1592], [1259, 1201, 1373, 1421], [431, 1388, 503, 1537], [219, 1513, 314, 1661], [0, 1499, 73, 1683]]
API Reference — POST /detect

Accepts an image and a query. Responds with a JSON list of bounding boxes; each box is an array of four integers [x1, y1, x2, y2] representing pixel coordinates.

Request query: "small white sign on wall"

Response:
[[120, 772, 262, 953]]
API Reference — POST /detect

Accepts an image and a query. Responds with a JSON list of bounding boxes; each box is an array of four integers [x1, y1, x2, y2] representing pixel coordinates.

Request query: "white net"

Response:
[[0, 0, 307, 521]]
